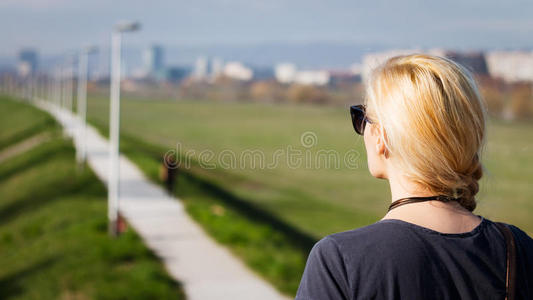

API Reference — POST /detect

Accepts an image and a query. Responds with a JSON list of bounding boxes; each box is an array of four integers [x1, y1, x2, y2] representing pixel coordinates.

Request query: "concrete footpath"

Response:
[[35, 100, 291, 300]]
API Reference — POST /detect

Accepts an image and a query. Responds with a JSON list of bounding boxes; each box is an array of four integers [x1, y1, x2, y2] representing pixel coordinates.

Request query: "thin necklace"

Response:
[[388, 195, 455, 212]]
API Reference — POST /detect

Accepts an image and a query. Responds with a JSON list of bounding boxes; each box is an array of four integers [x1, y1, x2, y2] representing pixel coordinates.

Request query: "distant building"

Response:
[[294, 70, 330, 86], [275, 63, 297, 84], [486, 51, 533, 83], [194, 57, 209, 80], [211, 57, 223, 81], [329, 70, 361, 85], [143, 45, 164, 79], [192, 57, 226, 81], [18, 48, 38, 77], [251, 66, 274, 80], [274, 63, 330, 86], [222, 62, 253, 81], [165, 66, 190, 83]]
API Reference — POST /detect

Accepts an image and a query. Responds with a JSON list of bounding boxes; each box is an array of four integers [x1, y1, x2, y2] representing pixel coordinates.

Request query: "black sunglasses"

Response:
[[350, 104, 373, 135]]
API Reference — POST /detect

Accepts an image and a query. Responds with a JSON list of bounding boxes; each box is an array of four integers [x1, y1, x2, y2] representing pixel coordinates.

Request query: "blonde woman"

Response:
[[295, 54, 533, 300]]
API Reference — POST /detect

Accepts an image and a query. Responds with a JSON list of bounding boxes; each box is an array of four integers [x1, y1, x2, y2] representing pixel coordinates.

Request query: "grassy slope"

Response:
[[0, 98, 55, 151], [0, 96, 184, 300]]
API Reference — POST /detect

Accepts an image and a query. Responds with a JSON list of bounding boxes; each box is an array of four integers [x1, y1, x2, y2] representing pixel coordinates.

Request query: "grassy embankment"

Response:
[[0, 96, 184, 299], [86, 95, 533, 295]]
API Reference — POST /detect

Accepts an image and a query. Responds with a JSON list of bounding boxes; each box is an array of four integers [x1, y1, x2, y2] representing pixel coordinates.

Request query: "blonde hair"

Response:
[[365, 54, 486, 211]]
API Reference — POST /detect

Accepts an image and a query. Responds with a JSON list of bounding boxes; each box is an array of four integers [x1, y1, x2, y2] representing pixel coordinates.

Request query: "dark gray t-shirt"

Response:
[[295, 217, 533, 300]]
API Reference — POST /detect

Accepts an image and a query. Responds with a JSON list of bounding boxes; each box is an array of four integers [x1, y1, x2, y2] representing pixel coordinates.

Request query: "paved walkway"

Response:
[[35, 100, 291, 300]]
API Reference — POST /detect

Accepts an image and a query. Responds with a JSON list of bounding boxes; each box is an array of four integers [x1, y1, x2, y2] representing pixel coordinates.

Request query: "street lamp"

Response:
[[108, 21, 141, 236], [59, 60, 73, 137], [61, 65, 67, 109], [76, 46, 98, 167], [64, 55, 75, 112]]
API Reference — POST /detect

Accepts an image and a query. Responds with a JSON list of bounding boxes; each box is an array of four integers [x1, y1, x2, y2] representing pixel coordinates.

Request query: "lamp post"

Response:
[[54, 67, 62, 110], [65, 55, 75, 112], [76, 46, 97, 167], [108, 21, 140, 236], [61, 65, 67, 109]]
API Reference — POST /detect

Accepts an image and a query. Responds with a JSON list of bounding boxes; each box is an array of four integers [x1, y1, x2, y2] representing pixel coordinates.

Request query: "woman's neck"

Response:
[[387, 171, 435, 202], [382, 172, 481, 234]]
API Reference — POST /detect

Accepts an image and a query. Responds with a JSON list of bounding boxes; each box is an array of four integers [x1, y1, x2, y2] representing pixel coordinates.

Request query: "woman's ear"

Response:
[[376, 136, 385, 154], [375, 127, 389, 158], [364, 123, 389, 180]]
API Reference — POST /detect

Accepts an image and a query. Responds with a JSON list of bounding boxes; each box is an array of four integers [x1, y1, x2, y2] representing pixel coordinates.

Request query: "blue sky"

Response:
[[1, 0, 532, 57]]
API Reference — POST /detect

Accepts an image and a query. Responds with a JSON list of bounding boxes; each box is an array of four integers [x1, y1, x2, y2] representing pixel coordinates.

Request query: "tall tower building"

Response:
[[211, 57, 223, 81], [194, 56, 209, 80], [18, 48, 38, 77], [143, 45, 164, 78]]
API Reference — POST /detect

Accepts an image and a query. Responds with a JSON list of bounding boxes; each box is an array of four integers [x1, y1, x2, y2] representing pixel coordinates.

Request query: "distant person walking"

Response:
[[160, 153, 178, 195], [296, 54, 533, 299]]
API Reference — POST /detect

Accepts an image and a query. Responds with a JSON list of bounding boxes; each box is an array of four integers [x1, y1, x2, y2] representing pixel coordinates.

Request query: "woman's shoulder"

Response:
[[304, 220, 433, 295], [326, 220, 398, 243], [314, 220, 420, 261], [308, 222, 396, 267], [324, 219, 427, 248]]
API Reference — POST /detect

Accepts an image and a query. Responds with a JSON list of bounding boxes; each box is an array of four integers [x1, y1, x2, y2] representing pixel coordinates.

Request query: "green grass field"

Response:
[[0, 96, 184, 299], [86, 96, 533, 236]]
